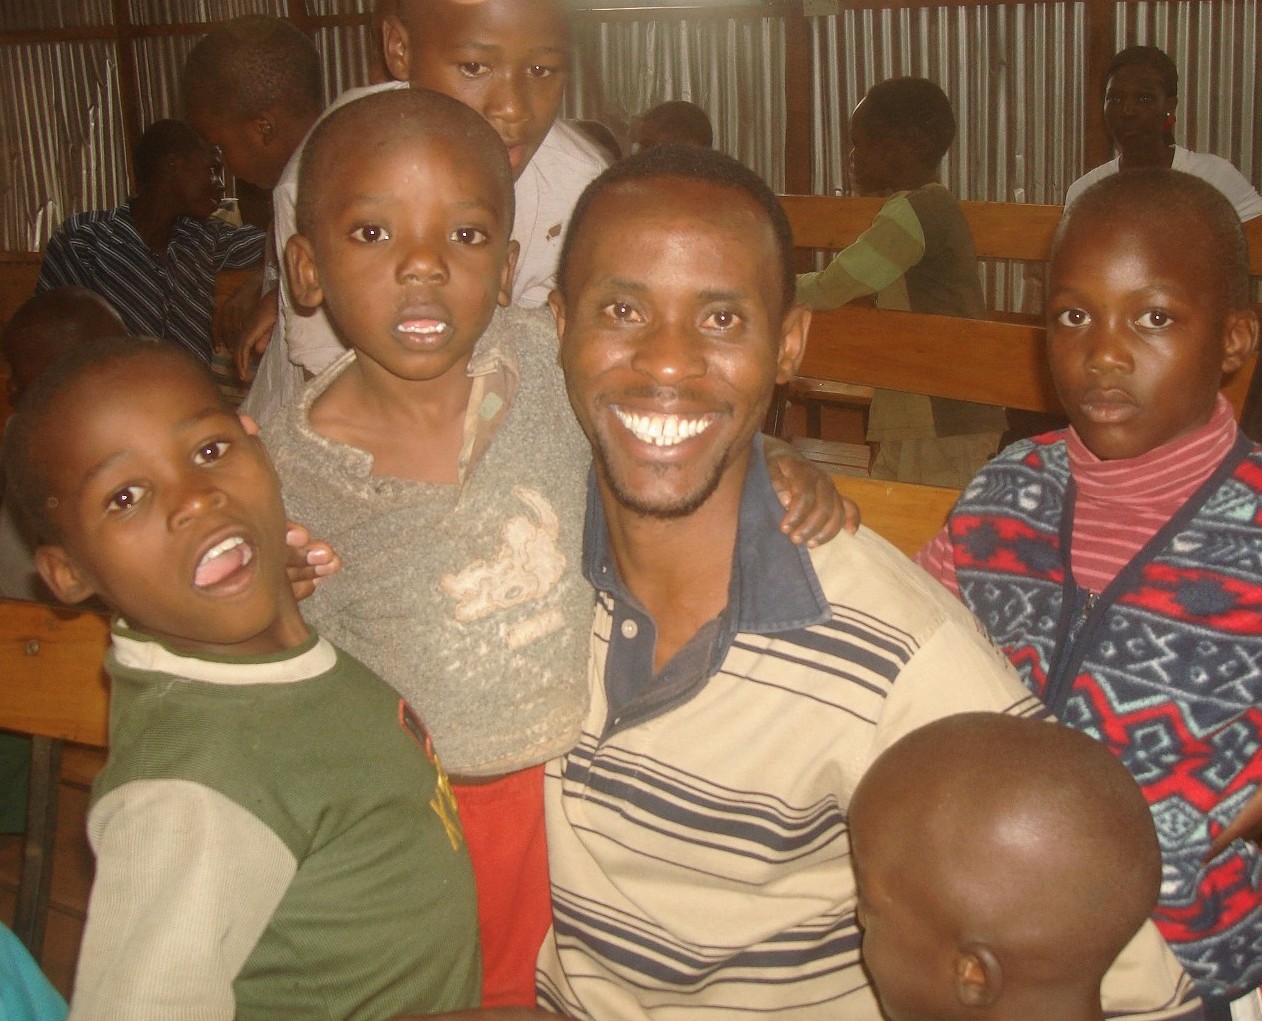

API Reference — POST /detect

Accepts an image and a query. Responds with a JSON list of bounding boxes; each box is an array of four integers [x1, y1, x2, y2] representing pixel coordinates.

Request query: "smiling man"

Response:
[[535, 145, 1207, 1021]]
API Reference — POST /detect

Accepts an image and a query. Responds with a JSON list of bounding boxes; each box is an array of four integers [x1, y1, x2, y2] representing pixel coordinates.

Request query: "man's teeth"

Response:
[[613, 408, 713, 447], [397, 321, 447, 335], [199, 536, 251, 568]]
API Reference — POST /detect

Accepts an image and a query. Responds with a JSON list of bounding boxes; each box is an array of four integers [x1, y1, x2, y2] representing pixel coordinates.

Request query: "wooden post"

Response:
[[782, 0, 815, 196], [1081, 0, 1117, 172], [111, 0, 144, 193]]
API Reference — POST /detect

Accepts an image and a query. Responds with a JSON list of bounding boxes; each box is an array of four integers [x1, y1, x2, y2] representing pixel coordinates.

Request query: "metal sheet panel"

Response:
[[567, 12, 787, 189], [0, 41, 128, 250]]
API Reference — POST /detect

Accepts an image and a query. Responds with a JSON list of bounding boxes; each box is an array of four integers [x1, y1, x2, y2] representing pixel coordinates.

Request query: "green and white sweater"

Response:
[[69, 626, 480, 1021]]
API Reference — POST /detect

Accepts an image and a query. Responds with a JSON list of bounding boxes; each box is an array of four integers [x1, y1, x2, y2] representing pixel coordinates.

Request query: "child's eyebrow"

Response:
[[80, 407, 233, 489]]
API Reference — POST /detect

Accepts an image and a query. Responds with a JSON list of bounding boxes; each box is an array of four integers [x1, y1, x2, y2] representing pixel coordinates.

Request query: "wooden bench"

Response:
[[0, 598, 111, 962], [774, 197, 1262, 455]]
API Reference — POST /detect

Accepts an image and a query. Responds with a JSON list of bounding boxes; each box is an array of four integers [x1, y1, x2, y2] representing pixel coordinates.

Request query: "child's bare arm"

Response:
[[1206, 784, 1262, 862], [763, 436, 859, 546]]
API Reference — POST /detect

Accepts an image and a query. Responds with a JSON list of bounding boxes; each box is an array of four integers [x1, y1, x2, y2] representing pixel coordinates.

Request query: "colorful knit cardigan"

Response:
[[948, 430, 1262, 1001]]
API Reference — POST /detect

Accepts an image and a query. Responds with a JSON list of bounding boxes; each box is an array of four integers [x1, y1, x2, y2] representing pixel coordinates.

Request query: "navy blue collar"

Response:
[[582, 434, 831, 636]]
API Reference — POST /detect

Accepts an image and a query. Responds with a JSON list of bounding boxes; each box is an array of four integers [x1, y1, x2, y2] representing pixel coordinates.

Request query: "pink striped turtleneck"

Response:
[[1067, 394, 1239, 593]]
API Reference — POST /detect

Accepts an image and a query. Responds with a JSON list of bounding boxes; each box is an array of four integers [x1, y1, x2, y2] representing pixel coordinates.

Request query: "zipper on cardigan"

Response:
[[1044, 589, 1099, 715]]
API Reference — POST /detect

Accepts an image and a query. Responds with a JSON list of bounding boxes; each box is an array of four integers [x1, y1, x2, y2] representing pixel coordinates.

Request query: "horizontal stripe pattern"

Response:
[[540, 527, 1051, 1020]]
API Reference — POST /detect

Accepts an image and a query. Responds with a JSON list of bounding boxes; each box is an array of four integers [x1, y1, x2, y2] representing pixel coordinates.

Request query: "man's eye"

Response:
[[350, 224, 389, 243], [528, 64, 560, 79], [451, 227, 489, 245], [106, 486, 145, 513], [1054, 308, 1090, 328], [457, 61, 489, 78], [1136, 309, 1172, 328], [603, 302, 641, 323], [194, 441, 230, 465], [704, 309, 740, 331]]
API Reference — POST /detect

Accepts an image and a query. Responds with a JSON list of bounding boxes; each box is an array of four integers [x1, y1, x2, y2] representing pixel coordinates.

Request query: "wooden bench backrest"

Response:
[[0, 598, 111, 748], [799, 304, 1258, 419], [835, 476, 959, 557], [781, 195, 1262, 276]]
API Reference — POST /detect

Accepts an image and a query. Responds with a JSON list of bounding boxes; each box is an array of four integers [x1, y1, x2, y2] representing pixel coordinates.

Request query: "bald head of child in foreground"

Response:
[[849, 713, 1161, 1021]]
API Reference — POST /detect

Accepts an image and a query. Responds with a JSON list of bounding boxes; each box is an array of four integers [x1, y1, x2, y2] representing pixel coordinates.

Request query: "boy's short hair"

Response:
[[558, 143, 796, 313], [182, 15, 323, 121], [1053, 168, 1250, 311], [637, 100, 714, 149], [4, 336, 183, 546], [294, 87, 515, 238], [860, 77, 956, 169], [1106, 44, 1178, 98], [133, 119, 207, 190], [851, 713, 1161, 987]]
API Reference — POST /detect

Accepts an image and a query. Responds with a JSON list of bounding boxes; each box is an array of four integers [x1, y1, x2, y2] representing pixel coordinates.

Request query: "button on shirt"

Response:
[[36, 201, 264, 364], [582, 434, 832, 734]]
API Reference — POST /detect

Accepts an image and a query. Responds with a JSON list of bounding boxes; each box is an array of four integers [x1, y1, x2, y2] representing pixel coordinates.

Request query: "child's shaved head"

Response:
[[850, 713, 1160, 1018], [182, 15, 322, 123], [3, 287, 127, 401], [295, 87, 514, 237], [1055, 169, 1250, 313]]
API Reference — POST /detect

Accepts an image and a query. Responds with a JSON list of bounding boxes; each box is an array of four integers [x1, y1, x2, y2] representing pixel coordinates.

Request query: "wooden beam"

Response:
[[781, 0, 814, 195], [1082, 0, 1117, 173]]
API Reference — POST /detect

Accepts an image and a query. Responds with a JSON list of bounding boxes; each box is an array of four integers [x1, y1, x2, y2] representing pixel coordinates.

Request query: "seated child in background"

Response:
[[2, 287, 127, 601], [262, 88, 844, 1008], [917, 169, 1262, 1008], [632, 99, 714, 151], [241, 0, 609, 425], [4, 338, 479, 1021], [850, 713, 1175, 1021], [182, 14, 328, 381], [796, 77, 1003, 489]]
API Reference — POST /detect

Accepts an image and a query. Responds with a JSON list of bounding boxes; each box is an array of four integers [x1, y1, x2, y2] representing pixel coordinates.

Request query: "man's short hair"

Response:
[[558, 144, 796, 313], [1106, 44, 1178, 99], [182, 15, 323, 122], [1054, 168, 1250, 311], [860, 76, 956, 169], [133, 119, 207, 191], [4, 336, 172, 545]]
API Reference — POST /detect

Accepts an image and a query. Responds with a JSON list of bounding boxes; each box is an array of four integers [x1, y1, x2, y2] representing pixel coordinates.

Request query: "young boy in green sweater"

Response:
[[4, 337, 480, 1021]]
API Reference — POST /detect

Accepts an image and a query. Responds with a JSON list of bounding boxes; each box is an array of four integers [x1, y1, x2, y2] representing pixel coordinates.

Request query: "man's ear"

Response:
[[775, 305, 810, 384], [238, 413, 261, 437], [284, 234, 324, 313], [381, 12, 412, 83], [252, 112, 277, 147], [1221, 307, 1260, 375], [955, 943, 1002, 1008], [498, 240, 521, 308], [547, 289, 567, 343], [34, 545, 98, 606]]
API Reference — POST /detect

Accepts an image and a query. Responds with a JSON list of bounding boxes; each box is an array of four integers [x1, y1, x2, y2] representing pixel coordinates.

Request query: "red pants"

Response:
[[451, 764, 551, 1007]]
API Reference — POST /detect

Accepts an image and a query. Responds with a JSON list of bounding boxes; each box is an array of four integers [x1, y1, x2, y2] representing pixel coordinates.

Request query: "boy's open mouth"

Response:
[[194, 535, 255, 590]]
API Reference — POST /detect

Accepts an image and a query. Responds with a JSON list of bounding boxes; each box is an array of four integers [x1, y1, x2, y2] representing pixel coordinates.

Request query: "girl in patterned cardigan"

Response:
[[918, 169, 1262, 1013]]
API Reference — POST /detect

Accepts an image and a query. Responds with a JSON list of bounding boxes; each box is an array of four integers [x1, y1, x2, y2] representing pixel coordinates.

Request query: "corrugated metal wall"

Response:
[[0, 1, 373, 250], [568, 12, 788, 189], [809, 0, 1260, 306], [1, 2, 1258, 251]]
